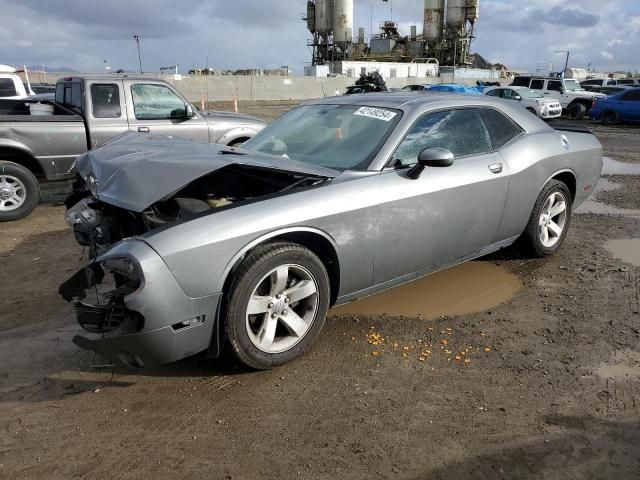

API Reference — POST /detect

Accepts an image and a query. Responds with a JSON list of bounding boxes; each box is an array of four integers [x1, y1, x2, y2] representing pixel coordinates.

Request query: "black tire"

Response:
[[225, 241, 330, 369], [601, 110, 619, 125], [522, 180, 573, 258], [0, 161, 40, 222], [569, 102, 587, 120]]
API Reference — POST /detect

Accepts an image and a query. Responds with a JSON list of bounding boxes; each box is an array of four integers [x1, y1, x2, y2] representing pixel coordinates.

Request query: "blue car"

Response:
[[589, 88, 640, 124], [427, 84, 484, 95]]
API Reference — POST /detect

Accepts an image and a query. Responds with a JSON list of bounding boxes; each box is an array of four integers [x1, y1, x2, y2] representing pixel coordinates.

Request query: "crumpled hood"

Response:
[[75, 132, 338, 212]]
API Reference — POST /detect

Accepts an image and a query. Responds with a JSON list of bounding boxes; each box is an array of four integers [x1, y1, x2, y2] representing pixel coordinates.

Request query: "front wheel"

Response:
[[522, 180, 572, 257], [569, 102, 587, 120], [225, 242, 330, 369], [601, 110, 619, 125], [0, 161, 40, 222]]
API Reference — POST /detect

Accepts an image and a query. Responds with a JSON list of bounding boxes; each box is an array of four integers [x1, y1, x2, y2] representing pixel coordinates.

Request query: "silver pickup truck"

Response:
[[0, 76, 266, 221]]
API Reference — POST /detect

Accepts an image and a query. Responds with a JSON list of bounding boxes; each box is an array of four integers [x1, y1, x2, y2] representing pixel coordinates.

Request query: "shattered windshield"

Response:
[[242, 104, 402, 170]]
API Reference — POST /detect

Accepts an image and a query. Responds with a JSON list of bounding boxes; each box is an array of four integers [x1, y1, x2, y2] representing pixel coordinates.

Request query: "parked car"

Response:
[[426, 84, 483, 95], [60, 93, 603, 370], [484, 86, 562, 120], [0, 76, 266, 221], [512, 76, 605, 119], [0, 67, 31, 99], [345, 72, 388, 95], [401, 84, 430, 92], [589, 88, 640, 124], [616, 78, 640, 86], [580, 78, 620, 88], [588, 86, 634, 97]]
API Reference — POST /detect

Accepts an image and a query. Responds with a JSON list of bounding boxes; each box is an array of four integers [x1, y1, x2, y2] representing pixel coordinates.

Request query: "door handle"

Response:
[[489, 163, 503, 174], [138, 127, 150, 133]]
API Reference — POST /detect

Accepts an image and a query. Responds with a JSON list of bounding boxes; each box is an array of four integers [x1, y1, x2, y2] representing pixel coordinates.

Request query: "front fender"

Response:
[[216, 126, 260, 146]]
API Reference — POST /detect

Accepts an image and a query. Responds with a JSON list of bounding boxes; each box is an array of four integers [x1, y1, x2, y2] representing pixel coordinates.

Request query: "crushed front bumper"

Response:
[[59, 240, 222, 369]]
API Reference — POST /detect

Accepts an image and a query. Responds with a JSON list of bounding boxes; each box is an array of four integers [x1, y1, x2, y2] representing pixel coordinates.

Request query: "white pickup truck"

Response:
[[511, 76, 605, 119], [0, 64, 33, 99]]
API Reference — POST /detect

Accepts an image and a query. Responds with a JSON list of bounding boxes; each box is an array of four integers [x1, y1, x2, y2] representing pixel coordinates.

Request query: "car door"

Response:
[[618, 89, 640, 121], [85, 80, 129, 149], [544, 79, 564, 103], [372, 108, 516, 285], [486, 88, 504, 99], [125, 81, 210, 142]]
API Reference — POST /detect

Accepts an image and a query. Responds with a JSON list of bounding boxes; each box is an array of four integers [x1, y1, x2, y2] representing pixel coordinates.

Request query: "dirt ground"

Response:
[[1, 107, 639, 480]]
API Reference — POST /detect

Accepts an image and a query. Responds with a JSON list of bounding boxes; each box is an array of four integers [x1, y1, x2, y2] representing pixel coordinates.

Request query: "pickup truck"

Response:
[[511, 76, 605, 120], [0, 76, 266, 221]]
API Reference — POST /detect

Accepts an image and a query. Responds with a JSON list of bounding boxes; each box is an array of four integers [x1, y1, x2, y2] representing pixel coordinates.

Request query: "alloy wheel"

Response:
[[538, 191, 568, 248], [0, 175, 27, 211]]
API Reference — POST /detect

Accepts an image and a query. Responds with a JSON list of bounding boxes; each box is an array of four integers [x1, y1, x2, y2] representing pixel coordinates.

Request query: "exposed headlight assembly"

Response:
[[65, 198, 101, 229], [101, 257, 140, 281]]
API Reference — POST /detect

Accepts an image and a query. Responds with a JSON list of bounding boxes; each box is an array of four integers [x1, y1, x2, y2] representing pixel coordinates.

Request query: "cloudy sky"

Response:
[[1, 0, 638, 74]]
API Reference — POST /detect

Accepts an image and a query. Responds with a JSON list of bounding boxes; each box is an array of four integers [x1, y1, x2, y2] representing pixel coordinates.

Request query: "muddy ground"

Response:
[[1, 107, 639, 480]]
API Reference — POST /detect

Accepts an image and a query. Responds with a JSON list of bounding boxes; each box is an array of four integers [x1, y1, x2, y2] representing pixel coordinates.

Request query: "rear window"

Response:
[[618, 79, 636, 85], [90, 84, 121, 118], [55, 82, 83, 111], [0, 78, 17, 97], [479, 109, 522, 150]]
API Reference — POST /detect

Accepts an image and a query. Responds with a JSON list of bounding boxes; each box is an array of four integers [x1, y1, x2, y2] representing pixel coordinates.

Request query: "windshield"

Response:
[[242, 104, 401, 170], [564, 79, 582, 91], [517, 89, 542, 99]]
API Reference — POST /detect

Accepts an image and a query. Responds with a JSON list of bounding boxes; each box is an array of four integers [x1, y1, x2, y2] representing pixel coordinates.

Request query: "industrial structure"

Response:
[[304, 0, 480, 70]]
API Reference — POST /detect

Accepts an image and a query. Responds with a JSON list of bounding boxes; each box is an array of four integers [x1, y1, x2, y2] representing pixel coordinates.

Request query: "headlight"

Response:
[[65, 198, 101, 229], [102, 257, 138, 279], [536, 99, 546, 106]]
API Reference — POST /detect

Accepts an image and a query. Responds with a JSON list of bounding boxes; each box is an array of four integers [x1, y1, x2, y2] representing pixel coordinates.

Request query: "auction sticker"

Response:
[[354, 106, 397, 122]]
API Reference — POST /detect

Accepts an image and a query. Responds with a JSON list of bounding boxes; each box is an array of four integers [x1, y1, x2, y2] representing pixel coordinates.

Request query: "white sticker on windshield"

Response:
[[354, 106, 397, 122]]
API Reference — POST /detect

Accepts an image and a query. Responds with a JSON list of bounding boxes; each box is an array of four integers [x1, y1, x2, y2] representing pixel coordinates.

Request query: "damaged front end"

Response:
[[59, 240, 222, 369]]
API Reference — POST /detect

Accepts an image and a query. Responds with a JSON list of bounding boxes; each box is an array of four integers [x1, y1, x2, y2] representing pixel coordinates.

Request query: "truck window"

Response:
[[91, 84, 121, 118], [0, 78, 17, 97], [547, 81, 563, 92], [55, 82, 83, 111], [512, 77, 530, 87], [131, 84, 186, 120], [530, 79, 544, 89]]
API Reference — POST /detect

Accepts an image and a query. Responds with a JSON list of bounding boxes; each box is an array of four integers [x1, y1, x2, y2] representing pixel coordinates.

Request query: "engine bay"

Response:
[[65, 164, 327, 257]]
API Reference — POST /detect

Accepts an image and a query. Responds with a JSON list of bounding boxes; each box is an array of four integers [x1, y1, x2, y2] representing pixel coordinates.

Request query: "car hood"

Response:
[[75, 132, 338, 212], [201, 110, 265, 124]]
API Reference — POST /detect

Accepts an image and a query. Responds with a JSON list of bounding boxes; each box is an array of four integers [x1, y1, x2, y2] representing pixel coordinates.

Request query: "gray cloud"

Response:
[[530, 6, 600, 28]]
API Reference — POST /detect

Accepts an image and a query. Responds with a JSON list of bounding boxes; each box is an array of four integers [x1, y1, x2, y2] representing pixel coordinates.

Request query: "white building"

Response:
[[305, 60, 439, 78]]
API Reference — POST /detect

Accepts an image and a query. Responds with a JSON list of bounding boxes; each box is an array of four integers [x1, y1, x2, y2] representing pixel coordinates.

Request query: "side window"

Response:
[[503, 89, 519, 100], [530, 79, 544, 90], [621, 90, 640, 101], [547, 81, 563, 92], [512, 77, 530, 87], [479, 109, 522, 150], [90, 84, 121, 118], [0, 78, 17, 97], [54, 82, 83, 110], [393, 109, 492, 166], [486, 89, 502, 98], [131, 84, 187, 120]]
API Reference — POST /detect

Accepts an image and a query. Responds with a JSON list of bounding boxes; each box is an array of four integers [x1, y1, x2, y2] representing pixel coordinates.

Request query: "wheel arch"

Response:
[[0, 146, 44, 178], [221, 227, 341, 307], [549, 170, 577, 202]]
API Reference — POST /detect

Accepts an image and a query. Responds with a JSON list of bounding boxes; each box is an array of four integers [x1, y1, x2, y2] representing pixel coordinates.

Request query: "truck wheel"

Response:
[[522, 180, 572, 258], [569, 103, 587, 120], [225, 241, 330, 370], [601, 110, 619, 125], [0, 161, 40, 222]]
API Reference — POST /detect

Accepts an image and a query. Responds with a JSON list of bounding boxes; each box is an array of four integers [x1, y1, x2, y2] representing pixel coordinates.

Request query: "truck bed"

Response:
[[0, 99, 83, 122]]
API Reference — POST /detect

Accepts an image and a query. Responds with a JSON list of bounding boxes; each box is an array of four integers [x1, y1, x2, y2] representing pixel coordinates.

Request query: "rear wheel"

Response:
[[601, 110, 619, 125], [0, 161, 40, 222], [225, 242, 330, 369], [569, 102, 587, 120], [523, 180, 572, 257]]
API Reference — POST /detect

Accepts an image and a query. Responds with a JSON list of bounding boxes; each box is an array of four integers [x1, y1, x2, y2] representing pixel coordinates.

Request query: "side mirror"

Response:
[[513, 95, 522, 101], [407, 147, 455, 179], [185, 103, 194, 119]]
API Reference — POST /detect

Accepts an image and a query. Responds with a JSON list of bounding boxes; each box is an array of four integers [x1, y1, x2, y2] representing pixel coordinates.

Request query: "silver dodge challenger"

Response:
[[60, 93, 603, 370]]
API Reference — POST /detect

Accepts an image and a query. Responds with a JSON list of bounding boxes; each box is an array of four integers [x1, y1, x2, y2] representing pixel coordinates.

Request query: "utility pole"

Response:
[[134, 34, 143, 73], [555, 50, 570, 77]]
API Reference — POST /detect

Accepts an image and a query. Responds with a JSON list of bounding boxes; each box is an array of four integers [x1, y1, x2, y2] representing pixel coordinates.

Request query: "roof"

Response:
[[304, 91, 515, 111]]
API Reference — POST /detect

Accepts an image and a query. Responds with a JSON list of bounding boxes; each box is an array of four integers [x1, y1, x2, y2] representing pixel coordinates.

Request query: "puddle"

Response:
[[330, 262, 522, 318], [594, 350, 640, 380], [576, 178, 640, 216], [603, 157, 640, 175], [604, 239, 640, 267]]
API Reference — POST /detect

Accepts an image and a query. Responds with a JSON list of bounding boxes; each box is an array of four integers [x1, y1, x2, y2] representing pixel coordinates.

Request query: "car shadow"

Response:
[[416, 415, 640, 480]]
